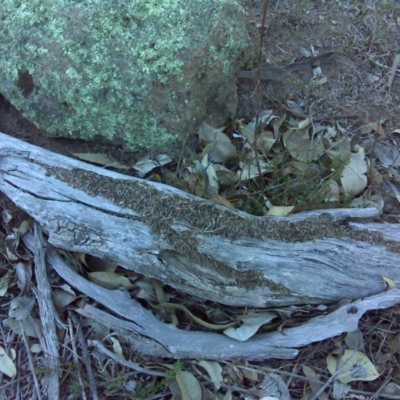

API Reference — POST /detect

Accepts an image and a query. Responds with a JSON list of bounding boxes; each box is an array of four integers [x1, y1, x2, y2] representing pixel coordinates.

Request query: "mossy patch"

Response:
[[0, 0, 251, 151]]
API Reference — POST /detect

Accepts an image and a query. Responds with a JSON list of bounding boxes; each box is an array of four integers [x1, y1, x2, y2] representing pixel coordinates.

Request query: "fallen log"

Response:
[[21, 232, 400, 361], [0, 131, 399, 308]]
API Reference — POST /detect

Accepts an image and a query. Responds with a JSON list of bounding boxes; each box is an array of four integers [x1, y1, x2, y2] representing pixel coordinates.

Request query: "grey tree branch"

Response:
[[0, 131, 399, 308]]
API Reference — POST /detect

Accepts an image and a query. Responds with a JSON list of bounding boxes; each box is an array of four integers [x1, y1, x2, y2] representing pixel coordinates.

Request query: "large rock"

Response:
[[0, 0, 252, 151]]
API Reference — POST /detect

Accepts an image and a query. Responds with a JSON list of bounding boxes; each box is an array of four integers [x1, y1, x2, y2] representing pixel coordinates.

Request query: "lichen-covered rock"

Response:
[[0, 0, 252, 151]]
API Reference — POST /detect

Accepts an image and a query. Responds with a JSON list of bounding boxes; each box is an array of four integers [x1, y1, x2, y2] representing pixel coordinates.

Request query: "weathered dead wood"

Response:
[[22, 233, 400, 360], [0, 131, 399, 308], [31, 224, 60, 398]]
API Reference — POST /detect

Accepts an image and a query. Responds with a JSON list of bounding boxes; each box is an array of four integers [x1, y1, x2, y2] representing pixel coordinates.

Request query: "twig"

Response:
[[20, 320, 43, 400], [32, 222, 60, 398], [90, 340, 167, 378], [66, 316, 88, 400], [252, 0, 270, 186], [274, 102, 360, 122], [69, 312, 99, 400]]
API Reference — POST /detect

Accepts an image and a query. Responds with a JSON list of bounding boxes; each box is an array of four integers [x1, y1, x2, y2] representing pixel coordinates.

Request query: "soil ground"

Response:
[[0, 1, 399, 398]]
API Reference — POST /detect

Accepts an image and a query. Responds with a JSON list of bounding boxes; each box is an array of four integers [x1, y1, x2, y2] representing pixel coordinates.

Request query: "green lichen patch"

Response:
[[0, 0, 251, 152]]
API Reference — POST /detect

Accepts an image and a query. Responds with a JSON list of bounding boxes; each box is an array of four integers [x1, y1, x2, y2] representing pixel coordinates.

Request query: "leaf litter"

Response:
[[1, 2, 400, 399]]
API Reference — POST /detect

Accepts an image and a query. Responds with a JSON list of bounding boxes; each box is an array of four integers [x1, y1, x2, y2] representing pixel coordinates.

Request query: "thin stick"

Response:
[[20, 321, 43, 400], [69, 312, 99, 400], [252, 0, 270, 187], [67, 316, 88, 400], [90, 340, 167, 378]]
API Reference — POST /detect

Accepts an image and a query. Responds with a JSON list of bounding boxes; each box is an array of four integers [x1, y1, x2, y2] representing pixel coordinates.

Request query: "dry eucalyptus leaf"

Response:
[[133, 154, 172, 174], [297, 117, 311, 130], [135, 279, 157, 302], [388, 54, 400, 93], [310, 75, 328, 86], [326, 137, 351, 163], [53, 288, 76, 309], [382, 382, 400, 396], [199, 123, 237, 163], [267, 206, 294, 217], [258, 130, 277, 156], [299, 47, 312, 57], [224, 312, 277, 341], [214, 164, 238, 186], [259, 373, 291, 400], [368, 140, 400, 168], [0, 270, 13, 297], [239, 365, 258, 382], [345, 329, 365, 351], [0, 346, 16, 378], [223, 386, 233, 400], [9, 296, 35, 320], [176, 370, 202, 400], [381, 276, 396, 290], [59, 284, 76, 296], [110, 337, 124, 358], [283, 127, 324, 162], [238, 110, 275, 144], [324, 180, 340, 202], [197, 360, 223, 390], [201, 154, 219, 192], [341, 147, 368, 196], [238, 159, 274, 180], [326, 350, 380, 384], [30, 343, 42, 354], [349, 194, 384, 213], [5, 317, 41, 338], [15, 261, 32, 293], [332, 380, 351, 400], [302, 365, 328, 400]]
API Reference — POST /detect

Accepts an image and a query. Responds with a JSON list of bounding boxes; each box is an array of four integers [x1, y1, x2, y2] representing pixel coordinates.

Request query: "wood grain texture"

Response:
[[0, 131, 398, 308]]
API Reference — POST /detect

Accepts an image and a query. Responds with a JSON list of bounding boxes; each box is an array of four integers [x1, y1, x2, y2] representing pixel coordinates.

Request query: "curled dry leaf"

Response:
[[283, 127, 324, 163], [258, 130, 277, 156], [110, 337, 124, 358], [341, 147, 368, 197], [53, 287, 77, 309], [223, 312, 277, 341], [199, 123, 237, 163], [133, 154, 172, 174], [237, 159, 274, 180], [381, 275, 396, 290], [201, 153, 219, 193]]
